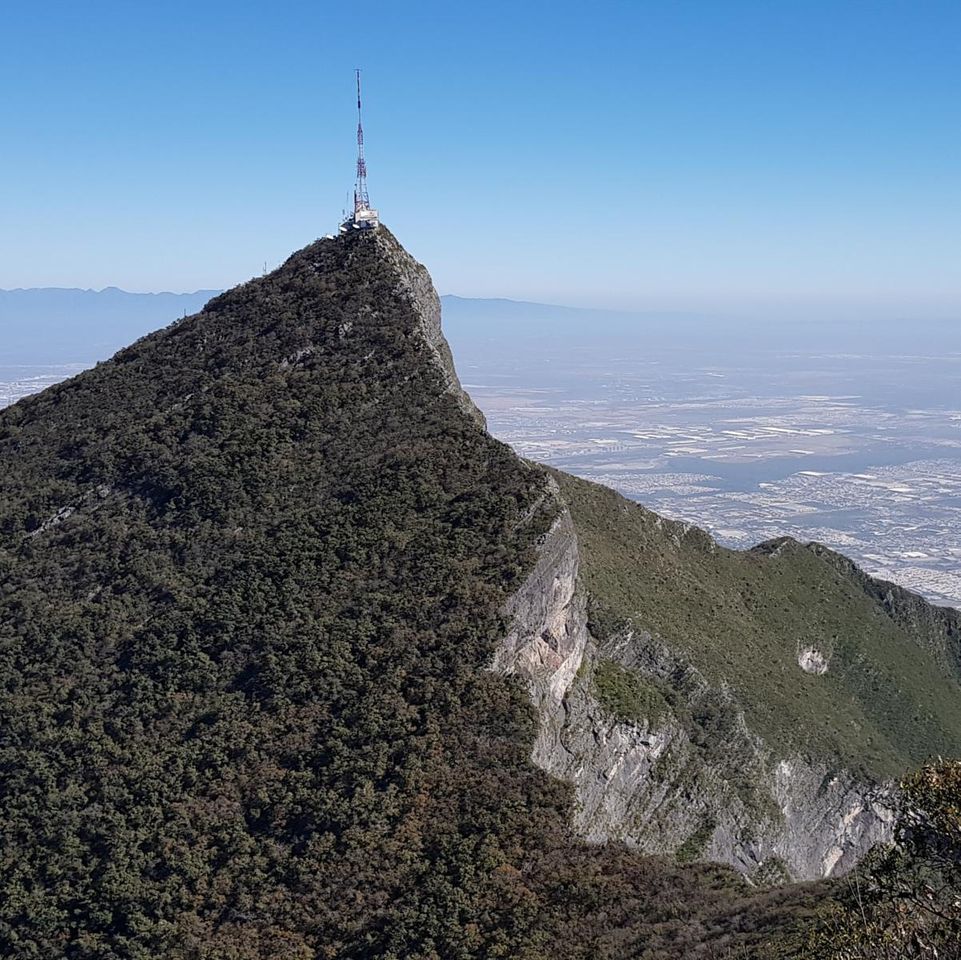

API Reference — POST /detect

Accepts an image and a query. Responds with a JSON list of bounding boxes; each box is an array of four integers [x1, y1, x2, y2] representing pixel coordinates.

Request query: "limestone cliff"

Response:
[[494, 470, 961, 882], [493, 509, 898, 882]]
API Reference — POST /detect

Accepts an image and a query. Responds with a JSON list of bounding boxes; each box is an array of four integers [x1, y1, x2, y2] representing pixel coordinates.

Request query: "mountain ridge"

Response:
[[534, 469, 961, 880], [1, 226, 958, 956]]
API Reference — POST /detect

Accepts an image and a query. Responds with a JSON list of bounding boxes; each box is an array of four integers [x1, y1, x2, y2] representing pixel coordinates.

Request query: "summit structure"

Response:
[[340, 69, 379, 232]]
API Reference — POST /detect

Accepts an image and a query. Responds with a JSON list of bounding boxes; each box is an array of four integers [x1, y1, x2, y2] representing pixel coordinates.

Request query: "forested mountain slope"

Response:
[[0, 226, 956, 957], [558, 471, 961, 778]]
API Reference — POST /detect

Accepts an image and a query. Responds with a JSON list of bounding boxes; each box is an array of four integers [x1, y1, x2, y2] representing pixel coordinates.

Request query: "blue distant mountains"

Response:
[[0, 287, 647, 365], [2, 286, 959, 365], [0, 287, 221, 364]]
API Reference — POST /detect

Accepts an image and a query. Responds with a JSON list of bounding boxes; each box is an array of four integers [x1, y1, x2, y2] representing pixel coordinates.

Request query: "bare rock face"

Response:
[[495, 518, 896, 883], [797, 647, 830, 674], [491, 483, 591, 769], [772, 759, 895, 878]]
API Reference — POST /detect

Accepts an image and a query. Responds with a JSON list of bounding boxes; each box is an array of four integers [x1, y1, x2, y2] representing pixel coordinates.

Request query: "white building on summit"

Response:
[[341, 69, 379, 232]]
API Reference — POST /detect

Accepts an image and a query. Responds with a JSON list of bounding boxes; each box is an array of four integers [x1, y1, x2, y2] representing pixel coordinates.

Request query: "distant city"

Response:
[[1, 366, 87, 407], [451, 337, 961, 609], [4, 293, 961, 608]]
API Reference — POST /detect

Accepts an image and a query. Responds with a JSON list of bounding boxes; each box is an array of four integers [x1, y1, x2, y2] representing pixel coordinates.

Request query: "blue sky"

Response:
[[1, 0, 958, 317]]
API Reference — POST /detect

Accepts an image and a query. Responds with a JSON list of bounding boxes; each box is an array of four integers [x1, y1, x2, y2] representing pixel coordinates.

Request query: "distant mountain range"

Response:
[[0, 286, 675, 365], [0, 287, 221, 364], [4, 285, 961, 367]]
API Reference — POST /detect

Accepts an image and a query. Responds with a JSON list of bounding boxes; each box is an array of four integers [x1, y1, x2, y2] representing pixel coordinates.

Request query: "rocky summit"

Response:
[[1, 227, 959, 958]]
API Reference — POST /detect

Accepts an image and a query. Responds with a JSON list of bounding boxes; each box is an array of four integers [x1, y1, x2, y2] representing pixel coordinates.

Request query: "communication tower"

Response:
[[341, 69, 379, 231]]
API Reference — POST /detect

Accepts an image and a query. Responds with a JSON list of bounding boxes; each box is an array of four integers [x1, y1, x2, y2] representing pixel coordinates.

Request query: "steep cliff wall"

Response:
[[495, 487, 904, 883], [491, 481, 590, 772], [544, 628, 896, 882]]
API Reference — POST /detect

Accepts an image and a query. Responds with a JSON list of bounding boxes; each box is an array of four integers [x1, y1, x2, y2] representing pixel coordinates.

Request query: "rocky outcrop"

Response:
[[772, 759, 895, 879], [496, 520, 897, 883], [491, 482, 590, 768], [370, 228, 487, 429]]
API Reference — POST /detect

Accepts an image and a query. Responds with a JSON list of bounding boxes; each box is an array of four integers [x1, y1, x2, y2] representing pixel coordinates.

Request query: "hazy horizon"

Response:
[[5, 283, 961, 369], [2, 2, 959, 316], [3, 281, 959, 326]]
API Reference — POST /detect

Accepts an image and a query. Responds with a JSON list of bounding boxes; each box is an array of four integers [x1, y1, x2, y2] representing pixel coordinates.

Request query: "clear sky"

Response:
[[1, 0, 958, 318]]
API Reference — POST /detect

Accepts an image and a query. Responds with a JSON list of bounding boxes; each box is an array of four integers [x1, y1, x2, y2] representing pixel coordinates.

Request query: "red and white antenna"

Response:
[[354, 68, 370, 214], [341, 69, 379, 231]]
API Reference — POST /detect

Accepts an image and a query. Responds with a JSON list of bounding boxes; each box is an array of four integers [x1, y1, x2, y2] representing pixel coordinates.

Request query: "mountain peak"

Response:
[[185, 226, 485, 427], [3, 227, 959, 957]]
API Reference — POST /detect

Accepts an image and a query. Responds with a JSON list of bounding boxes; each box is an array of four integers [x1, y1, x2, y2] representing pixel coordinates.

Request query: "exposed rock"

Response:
[[797, 647, 829, 674], [772, 759, 895, 878], [497, 523, 897, 882], [369, 229, 487, 429], [492, 481, 590, 768], [25, 483, 114, 540]]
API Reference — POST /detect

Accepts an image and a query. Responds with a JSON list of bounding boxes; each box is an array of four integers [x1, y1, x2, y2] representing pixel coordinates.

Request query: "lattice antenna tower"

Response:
[[340, 69, 379, 231], [354, 68, 370, 214]]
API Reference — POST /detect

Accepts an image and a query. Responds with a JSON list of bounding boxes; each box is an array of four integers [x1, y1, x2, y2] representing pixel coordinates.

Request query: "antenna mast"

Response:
[[340, 69, 379, 231], [354, 68, 370, 214]]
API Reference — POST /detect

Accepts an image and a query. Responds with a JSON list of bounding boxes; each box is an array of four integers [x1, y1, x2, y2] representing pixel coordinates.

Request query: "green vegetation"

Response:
[[676, 818, 718, 864], [0, 230, 827, 958], [593, 659, 670, 726], [556, 470, 961, 780], [589, 658, 778, 820], [755, 858, 793, 887]]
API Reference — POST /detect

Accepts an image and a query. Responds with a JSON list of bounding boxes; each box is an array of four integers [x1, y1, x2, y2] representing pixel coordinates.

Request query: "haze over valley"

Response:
[[452, 329, 961, 608]]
